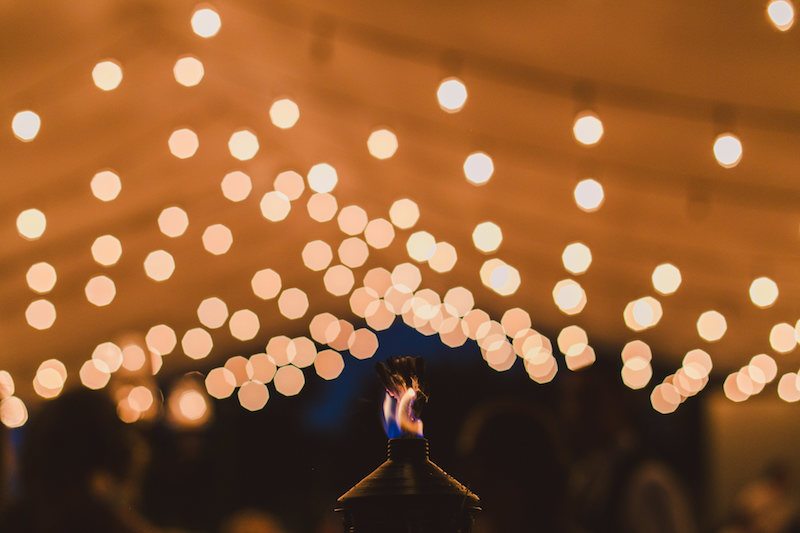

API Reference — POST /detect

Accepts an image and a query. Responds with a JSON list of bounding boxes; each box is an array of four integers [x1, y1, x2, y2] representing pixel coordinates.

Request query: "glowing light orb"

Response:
[[306, 193, 338, 222], [197, 297, 228, 329], [406, 231, 437, 262], [229, 309, 260, 341], [26, 262, 57, 294], [25, 299, 56, 330], [463, 152, 494, 185], [770, 322, 796, 353], [389, 198, 420, 229], [260, 191, 291, 222], [168, 128, 199, 159], [314, 349, 344, 380], [202, 224, 233, 255], [479, 259, 521, 296], [437, 77, 467, 112], [338, 205, 369, 236], [228, 129, 259, 161], [238, 381, 269, 411], [338, 238, 369, 268], [146, 324, 177, 356], [173, 55, 205, 86], [91, 235, 122, 266], [561, 242, 592, 275], [251, 268, 282, 300], [158, 206, 189, 238], [652, 263, 681, 295], [307, 163, 338, 193], [269, 98, 300, 129], [278, 288, 309, 319], [191, 7, 221, 38], [713, 133, 743, 168], [574, 178, 604, 212], [16, 209, 46, 240], [367, 128, 398, 159], [768, 0, 795, 31], [182, 328, 213, 359], [573, 112, 604, 146], [472, 222, 503, 253], [221, 171, 252, 202], [696, 310, 727, 342], [85, 275, 116, 307], [0, 397, 28, 428], [91, 60, 123, 91], [324, 265, 355, 296], [749, 277, 779, 308], [11, 110, 41, 142], [144, 250, 175, 281], [302, 240, 333, 271], [429, 242, 458, 273], [552, 279, 587, 315], [91, 170, 122, 201], [274, 366, 305, 396]]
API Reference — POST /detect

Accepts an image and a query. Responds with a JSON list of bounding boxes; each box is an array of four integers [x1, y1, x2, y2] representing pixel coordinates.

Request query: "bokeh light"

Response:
[[561, 242, 592, 274], [251, 268, 282, 299], [25, 299, 56, 330], [11, 110, 41, 142], [573, 178, 605, 212], [302, 240, 333, 271], [221, 171, 252, 202], [274, 170, 305, 200], [770, 322, 796, 353], [91, 235, 122, 266], [26, 262, 57, 294], [364, 218, 395, 249], [228, 129, 259, 161], [229, 309, 260, 341], [158, 206, 189, 238], [191, 6, 221, 38], [146, 324, 177, 356], [552, 279, 587, 315], [238, 381, 269, 411], [338, 238, 369, 268], [92, 342, 122, 373], [713, 133, 743, 168], [197, 297, 229, 329], [144, 250, 175, 281], [202, 224, 233, 255], [767, 0, 795, 31], [79, 360, 111, 390], [173, 55, 205, 87], [749, 277, 779, 308], [406, 231, 437, 262], [307, 163, 338, 193], [573, 112, 604, 145], [269, 98, 300, 129], [429, 242, 458, 273], [624, 297, 664, 331], [274, 366, 305, 396], [260, 191, 291, 222], [16, 208, 46, 240], [389, 199, 420, 229], [314, 349, 344, 380], [479, 259, 521, 296], [0, 397, 28, 428], [91, 170, 122, 201], [437, 77, 468, 112], [85, 275, 116, 306], [306, 193, 339, 222], [652, 263, 682, 295], [696, 310, 727, 342], [168, 128, 199, 159], [324, 265, 355, 296], [463, 152, 494, 185], [472, 222, 503, 253], [91, 60, 123, 91], [367, 128, 399, 159], [348, 329, 379, 359], [337, 206, 368, 236], [278, 288, 309, 319], [182, 328, 213, 359]]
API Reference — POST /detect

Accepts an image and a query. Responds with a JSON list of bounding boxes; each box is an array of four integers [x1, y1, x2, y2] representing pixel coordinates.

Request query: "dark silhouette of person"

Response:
[[0, 388, 157, 533]]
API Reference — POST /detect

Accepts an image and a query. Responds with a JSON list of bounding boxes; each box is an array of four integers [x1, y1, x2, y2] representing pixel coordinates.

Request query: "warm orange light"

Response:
[[11, 110, 41, 142], [389, 199, 420, 229], [251, 268, 282, 300], [16, 208, 46, 240], [191, 6, 221, 38], [26, 262, 57, 294], [173, 55, 205, 87], [92, 60, 123, 91], [437, 77, 468, 112], [158, 206, 189, 238], [229, 309, 260, 341], [572, 112, 604, 146], [713, 133, 743, 168], [221, 171, 252, 202], [463, 152, 494, 185], [367, 128, 398, 159], [91, 170, 122, 201], [168, 128, 199, 159], [85, 275, 116, 306]]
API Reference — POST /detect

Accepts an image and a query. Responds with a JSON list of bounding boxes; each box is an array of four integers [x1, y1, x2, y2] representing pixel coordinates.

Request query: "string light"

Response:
[[16, 208, 46, 240], [191, 6, 221, 38], [91, 60, 123, 91], [437, 77, 468, 113], [90, 170, 122, 201], [367, 128, 398, 159], [11, 110, 41, 141], [173, 55, 205, 87], [713, 133, 743, 168], [573, 179, 604, 212], [269, 98, 300, 129], [749, 277, 779, 308], [572, 111, 604, 146], [463, 152, 494, 185], [767, 0, 795, 31]]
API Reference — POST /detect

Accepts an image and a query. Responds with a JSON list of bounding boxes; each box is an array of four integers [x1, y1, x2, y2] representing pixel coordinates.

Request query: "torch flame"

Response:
[[382, 388, 424, 438]]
